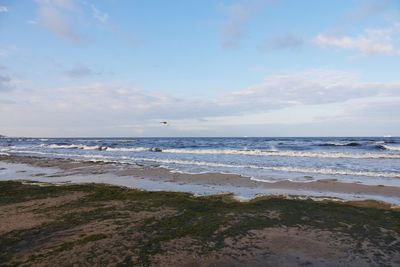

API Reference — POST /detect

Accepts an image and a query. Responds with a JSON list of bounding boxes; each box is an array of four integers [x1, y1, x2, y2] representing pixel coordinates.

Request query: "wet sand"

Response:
[[1, 180, 399, 266], [1, 155, 400, 266], [1, 154, 399, 205]]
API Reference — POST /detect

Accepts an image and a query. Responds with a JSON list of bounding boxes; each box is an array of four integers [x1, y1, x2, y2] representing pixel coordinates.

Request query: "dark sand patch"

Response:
[[0, 192, 86, 235]]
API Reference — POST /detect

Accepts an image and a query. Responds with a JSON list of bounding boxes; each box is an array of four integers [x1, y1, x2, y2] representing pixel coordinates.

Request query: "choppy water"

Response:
[[1, 137, 400, 186]]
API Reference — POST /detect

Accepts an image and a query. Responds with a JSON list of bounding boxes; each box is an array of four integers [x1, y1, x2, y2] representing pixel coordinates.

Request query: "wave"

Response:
[[124, 157, 400, 178], [318, 141, 399, 150], [104, 147, 149, 152], [11, 143, 400, 159], [382, 145, 400, 151], [318, 142, 361, 147], [47, 144, 105, 150], [161, 148, 400, 159], [47, 144, 152, 152]]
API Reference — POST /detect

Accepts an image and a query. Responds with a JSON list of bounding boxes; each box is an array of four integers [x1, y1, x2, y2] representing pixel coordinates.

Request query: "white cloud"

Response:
[[221, 70, 400, 112], [4, 70, 400, 117], [333, 97, 400, 122], [2, 69, 400, 135], [314, 22, 400, 55], [91, 4, 108, 23], [314, 34, 397, 55], [0, 5, 8, 12]]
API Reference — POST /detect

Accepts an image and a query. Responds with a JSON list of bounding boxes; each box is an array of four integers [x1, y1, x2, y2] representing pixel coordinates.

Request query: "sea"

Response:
[[1, 137, 400, 187]]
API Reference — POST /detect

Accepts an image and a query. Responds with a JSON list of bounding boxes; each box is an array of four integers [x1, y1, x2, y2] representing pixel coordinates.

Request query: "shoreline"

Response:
[[1, 154, 400, 205]]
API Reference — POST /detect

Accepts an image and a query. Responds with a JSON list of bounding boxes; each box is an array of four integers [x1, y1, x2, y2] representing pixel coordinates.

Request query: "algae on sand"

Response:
[[0, 181, 399, 266]]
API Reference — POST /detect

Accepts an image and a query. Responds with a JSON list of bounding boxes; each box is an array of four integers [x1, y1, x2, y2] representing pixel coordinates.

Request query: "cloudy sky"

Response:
[[0, 0, 400, 137]]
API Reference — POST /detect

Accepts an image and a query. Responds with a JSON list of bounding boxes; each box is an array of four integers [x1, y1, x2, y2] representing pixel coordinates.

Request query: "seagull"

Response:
[[160, 121, 168, 125]]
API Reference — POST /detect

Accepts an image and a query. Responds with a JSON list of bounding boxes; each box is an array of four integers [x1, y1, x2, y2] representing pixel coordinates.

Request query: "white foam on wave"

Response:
[[383, 145, 400, 151], [104, 147, 148, 152], [319, 142, 359, 146], [47, 144, 148, 152], [47, 144, 105, 150], [123, 157, 400, 178], [43, 144, 400, 158], [162, 148, 400, 159]]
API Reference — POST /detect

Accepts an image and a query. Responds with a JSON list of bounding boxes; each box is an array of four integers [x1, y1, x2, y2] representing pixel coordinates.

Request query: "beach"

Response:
[[3, 0, 400, 265], [1, 145, 400, 266], [1, 179, 399, 266]]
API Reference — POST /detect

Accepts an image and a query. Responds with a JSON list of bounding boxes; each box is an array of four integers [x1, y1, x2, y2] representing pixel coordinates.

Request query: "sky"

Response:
[[0, 0, 400, 137]]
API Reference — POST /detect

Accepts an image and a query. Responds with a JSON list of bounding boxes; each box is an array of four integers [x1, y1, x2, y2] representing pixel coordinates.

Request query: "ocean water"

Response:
[[1, 137, 400, 186]]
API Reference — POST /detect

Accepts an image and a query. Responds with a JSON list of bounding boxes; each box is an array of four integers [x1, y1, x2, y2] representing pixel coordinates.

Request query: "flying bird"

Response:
[[160, 121, 168, 125]]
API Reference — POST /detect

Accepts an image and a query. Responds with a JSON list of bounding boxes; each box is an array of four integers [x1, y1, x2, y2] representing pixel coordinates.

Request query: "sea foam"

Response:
[[160, 148, 400, 159]]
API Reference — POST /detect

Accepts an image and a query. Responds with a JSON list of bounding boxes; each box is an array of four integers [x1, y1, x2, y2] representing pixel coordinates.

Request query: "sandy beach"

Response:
[[1, 179, 399, 266], [1, 154, 400, 266]]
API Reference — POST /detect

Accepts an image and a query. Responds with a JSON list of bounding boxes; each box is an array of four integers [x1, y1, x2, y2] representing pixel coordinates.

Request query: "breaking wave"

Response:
[[125, 157, 400, 178], [30, 144, 400, 159], [47, 144, 154, 152], [318, 142, 361, 147], [382, 145, 400, 151], [48, 144, 104, 150], [100, 147, 149, 152], [160, 148, 400, 159]]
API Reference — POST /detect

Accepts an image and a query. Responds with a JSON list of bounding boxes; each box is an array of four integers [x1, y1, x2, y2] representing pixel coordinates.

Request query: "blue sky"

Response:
[[0, 0, 400, 137]]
